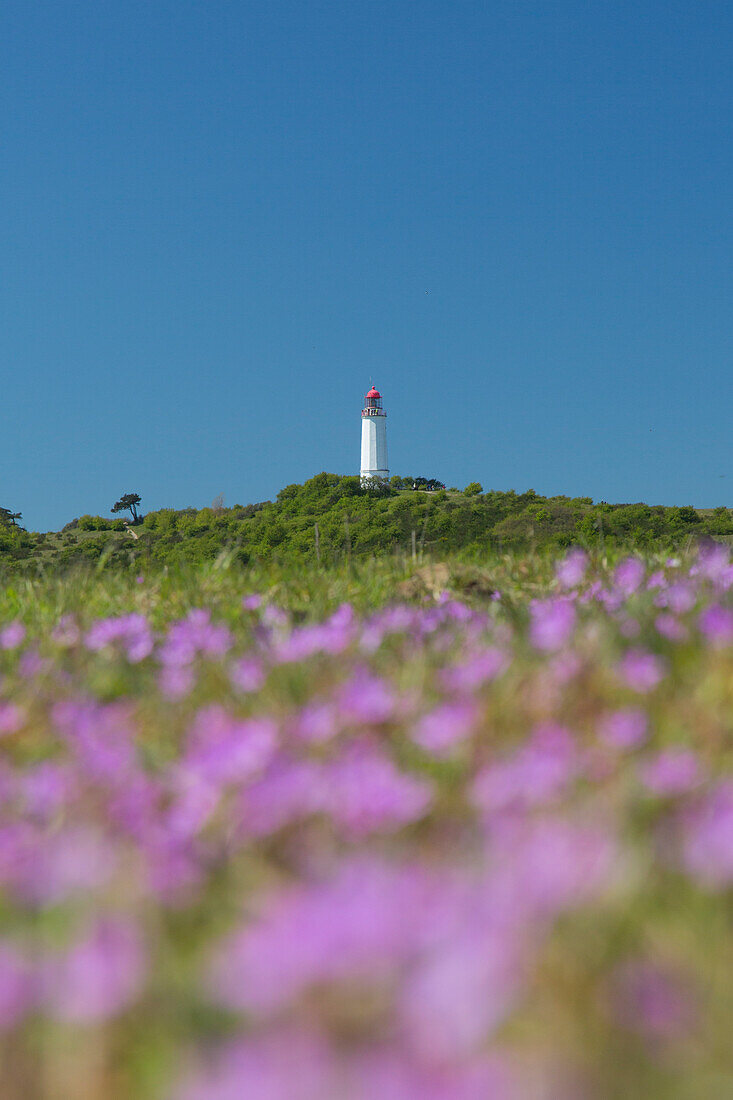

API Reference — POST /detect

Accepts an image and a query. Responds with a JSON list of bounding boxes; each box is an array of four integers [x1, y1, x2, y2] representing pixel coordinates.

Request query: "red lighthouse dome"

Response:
[[362, 386, 384, 416]]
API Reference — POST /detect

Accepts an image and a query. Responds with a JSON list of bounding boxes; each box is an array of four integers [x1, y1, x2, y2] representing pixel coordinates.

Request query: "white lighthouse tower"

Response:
[[360, 385, 389, 483]]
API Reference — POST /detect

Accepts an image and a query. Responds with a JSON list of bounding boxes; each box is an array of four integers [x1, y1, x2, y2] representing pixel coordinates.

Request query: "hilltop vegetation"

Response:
[[2, 473, 733, 572]]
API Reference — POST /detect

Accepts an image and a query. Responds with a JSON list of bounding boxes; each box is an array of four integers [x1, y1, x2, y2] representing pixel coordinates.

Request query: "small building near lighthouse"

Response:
[[360, 385, 389, 483]]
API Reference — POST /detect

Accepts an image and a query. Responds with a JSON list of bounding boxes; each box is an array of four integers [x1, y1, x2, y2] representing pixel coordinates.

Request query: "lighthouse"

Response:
[[360, 385, 389, 483]]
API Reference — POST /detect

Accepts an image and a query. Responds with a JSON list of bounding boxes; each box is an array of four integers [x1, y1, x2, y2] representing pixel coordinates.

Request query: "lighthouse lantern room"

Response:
[[360, 386, 389, 483]]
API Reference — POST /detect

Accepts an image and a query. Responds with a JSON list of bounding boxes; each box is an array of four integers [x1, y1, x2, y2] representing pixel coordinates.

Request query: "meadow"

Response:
[[0, 548, 731, 1098]]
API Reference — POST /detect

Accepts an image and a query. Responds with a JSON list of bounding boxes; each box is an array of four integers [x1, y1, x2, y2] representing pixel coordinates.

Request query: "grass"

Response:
[[0, 549, 731, 1098]]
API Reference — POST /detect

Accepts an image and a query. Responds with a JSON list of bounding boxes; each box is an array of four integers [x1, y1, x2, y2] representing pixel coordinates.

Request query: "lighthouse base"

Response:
[[360, 469, 389, 486]]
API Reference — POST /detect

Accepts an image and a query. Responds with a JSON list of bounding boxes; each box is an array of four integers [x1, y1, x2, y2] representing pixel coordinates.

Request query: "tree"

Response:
[[361, 476, 391, 497], [673, 506, 700, 526], [464, 482, 483, 496], [0, 507, 22, 527], [112, 493, 142, 524]]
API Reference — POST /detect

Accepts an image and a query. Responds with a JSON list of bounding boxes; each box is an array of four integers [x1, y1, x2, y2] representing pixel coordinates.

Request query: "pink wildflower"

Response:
[[613, 557, 645, 596], [292, 702, 340, 744], [0, 942, 33, 1030], [85, 613, 153, 662], [655, 582, 695, 614], [638, 750, 702, 795], [411, 702, 478, 757], [208, 860, 431, 1014], [681, 781, 733, 886], [237, 758, 324, 838], [616, 649, 666, 692], [597, 708, 648, 750], [529, 598, 576, 652], [0, 703, 24, 736], [229, 657, 265, 693], [0, 622, 25, 650], [185, 706, 277, 785], [325, 744, 433, 836], [698, 605, 733, 646], [41, 918, 146, 1023], [158, 665, 196, 700], [655, 613, 688, 641], [337, 674, 396, 725], [471, 724, 578, 814], [555, 549, 588, 589], [441, 648, 508, 691], [159, 610, 232, 667]]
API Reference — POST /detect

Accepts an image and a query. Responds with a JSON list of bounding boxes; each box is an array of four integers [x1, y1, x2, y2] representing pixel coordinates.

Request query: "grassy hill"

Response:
[[2, 473, 733, 573]]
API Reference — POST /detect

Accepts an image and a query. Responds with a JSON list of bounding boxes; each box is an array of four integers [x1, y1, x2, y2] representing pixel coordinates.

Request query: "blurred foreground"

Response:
[[0, 551, 731, 1098]]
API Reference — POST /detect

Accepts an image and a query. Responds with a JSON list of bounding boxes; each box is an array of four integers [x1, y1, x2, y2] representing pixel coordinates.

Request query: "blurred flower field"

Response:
[[0, 549, 732, 1098]]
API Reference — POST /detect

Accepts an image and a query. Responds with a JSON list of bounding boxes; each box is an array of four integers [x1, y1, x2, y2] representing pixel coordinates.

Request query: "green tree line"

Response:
[[2, 474, 733, 572]]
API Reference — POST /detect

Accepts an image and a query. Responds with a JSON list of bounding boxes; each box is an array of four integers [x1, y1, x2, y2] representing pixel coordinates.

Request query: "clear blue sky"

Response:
[[3, 1, 732, 529]]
